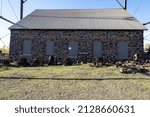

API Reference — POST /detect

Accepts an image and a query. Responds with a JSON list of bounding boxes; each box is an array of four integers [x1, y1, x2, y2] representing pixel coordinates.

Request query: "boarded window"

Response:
[[46, 40, 54, 56], [68, 40, 78, 57], [23, 40, 32, 54], [93, 41, 102, 58], [117, 41, 128, 59]]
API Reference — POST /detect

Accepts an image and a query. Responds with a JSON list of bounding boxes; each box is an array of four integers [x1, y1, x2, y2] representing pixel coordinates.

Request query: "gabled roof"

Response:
[[9, 8, 147, 30]]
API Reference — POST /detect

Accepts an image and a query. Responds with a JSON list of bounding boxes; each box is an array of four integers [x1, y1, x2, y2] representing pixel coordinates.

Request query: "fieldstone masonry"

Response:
[[9, 30, 144, 62]]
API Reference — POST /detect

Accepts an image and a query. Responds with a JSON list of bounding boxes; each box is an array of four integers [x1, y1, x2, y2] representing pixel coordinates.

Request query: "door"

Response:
[[68, 40, 78, 57], [46, 40, 54, 56], [23, 40, 32, 55], [117, 41, 128, 59], [93, 41, 102, 58]]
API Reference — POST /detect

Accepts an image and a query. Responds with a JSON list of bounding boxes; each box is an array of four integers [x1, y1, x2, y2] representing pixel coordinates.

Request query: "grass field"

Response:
[[0, 64, 150, 99], [0, 64, 150, 78]]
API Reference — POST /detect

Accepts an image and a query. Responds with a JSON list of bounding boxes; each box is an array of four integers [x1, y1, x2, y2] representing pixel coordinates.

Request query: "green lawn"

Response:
[[0, 64, 150, 100]]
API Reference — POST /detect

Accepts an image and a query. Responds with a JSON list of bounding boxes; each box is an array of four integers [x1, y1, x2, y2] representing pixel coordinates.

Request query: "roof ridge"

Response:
[[35, 8, 124, 11]]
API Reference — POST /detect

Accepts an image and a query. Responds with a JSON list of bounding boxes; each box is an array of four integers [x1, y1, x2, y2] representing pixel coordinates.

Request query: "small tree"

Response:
[[0, 46, 9, 54]]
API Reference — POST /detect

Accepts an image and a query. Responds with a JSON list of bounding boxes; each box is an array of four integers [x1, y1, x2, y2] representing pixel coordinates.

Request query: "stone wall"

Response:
[[9, 30, 144, 62]]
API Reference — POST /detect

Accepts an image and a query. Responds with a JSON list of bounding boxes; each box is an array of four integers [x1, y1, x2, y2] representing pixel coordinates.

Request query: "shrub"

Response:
[[48, 56, 55, 65], [63, 58, 73, 66], [31, 58, 40, 66], [2, 59, 10, 66], [17, 58, 29, 66]]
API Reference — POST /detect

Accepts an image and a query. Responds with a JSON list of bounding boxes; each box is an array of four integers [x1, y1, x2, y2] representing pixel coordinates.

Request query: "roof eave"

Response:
[[9, 28, 147, 31]]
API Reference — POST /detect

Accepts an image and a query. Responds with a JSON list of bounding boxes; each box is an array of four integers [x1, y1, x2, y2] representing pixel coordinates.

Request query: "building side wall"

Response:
[[9, 30, 144, 62]]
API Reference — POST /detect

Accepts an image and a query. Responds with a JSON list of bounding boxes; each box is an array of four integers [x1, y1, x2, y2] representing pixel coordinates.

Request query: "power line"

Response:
[[0, 38, 9, 48], [145, 33, 150, 38], [115, 0, 124, 9], [0, 34, 10, 48], [0, 33, 10, 39], [7, 0, 19, 21], [133, 0, 144, 15]]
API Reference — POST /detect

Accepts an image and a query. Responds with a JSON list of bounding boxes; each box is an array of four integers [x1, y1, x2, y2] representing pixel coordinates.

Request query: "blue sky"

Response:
[[0, 0, 150, 48]]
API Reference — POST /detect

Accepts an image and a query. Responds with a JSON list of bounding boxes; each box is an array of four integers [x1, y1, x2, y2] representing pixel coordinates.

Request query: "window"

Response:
[[117, 41, 128, 59], [68, 40, 78, 57], [23, 40, 32, 55], [46, 40, 54, 56], [93, 41, 102, 58]]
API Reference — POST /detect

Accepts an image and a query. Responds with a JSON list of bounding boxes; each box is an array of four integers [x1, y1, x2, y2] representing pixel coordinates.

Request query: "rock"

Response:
[[138, 66, 146, 73], [120, 68, 127, 73], [127, 69, 132, 74], [115, 61, 122, 68]]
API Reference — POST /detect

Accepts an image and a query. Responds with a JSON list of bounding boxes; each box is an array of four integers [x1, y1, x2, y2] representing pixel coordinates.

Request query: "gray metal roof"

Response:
[[9, 9, 147, 30]]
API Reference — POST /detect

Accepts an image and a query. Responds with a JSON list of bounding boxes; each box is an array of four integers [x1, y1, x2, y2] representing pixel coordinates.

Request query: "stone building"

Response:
[[9, 9, 146, 62]]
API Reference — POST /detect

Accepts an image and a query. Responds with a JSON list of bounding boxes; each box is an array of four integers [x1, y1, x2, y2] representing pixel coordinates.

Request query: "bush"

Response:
[[17, 58, 29, 66], [2, 59, 10, 66], [63, 58, 73, 66], [31, 58, 40, 66], [48, 56, 55, 65]]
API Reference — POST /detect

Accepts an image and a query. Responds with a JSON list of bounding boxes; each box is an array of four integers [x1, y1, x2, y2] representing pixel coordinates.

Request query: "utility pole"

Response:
[[125, 0, 127, 10], [20, 0, 27, 20]]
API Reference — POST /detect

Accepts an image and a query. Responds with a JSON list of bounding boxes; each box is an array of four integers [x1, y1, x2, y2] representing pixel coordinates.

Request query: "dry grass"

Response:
[[0, 64, 150, 100], [0, 64, 150, 78], [0, 79, 150, 100]]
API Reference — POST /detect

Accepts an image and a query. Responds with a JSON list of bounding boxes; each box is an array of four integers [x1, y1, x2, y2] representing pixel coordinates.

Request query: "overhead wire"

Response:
[[0, 33, 10, 39], [0, 0, 9, 48], [0, 39, 9, 48], [0, 33, 10, 48], [115, 0, 124, 9], [7, 0, 19, 21], [145, 33, 150, 38], [133, 0, 144, 15]]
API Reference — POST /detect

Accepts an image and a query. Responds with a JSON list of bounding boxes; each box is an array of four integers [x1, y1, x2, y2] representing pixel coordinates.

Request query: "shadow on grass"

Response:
[[140, 69, 150, 77], [0, 77, 150, 81]]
